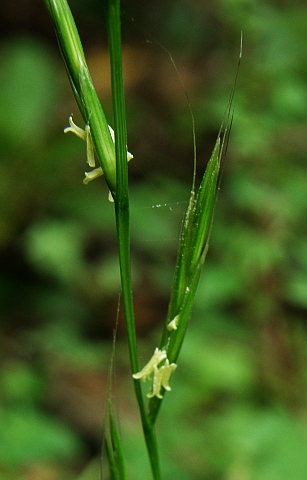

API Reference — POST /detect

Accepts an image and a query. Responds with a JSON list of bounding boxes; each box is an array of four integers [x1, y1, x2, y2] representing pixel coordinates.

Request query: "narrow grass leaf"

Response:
[[149, 102, 234, 424], [105, 399, 127, 480]]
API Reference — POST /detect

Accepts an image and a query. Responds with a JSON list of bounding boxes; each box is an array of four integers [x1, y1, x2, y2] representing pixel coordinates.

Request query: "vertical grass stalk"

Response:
[[106, 1, 162, 478]]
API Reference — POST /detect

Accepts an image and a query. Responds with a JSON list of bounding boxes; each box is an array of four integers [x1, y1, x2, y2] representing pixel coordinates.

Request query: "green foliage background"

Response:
[[1, 0, 307, 478]]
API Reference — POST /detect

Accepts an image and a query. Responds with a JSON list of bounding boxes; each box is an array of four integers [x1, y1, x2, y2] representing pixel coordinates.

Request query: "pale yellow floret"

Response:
[[147, 365, 164, 399], [147, 359, 177, 399], [64, 115, 86, 141], [132, 348, 177, 399], [83, 167, 103, 184], [167, 314, 179, 331], [132, 348, 167, 382], [108, 125, 134, 162], [159, 359, 177, 391], [85, 125, 95, 167], [64, 115, 134, 188]]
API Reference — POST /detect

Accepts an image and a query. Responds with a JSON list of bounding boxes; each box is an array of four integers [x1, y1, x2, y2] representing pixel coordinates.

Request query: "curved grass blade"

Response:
[[148, 39, 241, 423]]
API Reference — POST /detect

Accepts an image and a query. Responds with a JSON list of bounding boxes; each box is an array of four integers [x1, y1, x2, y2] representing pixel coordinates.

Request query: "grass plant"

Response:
[[43, 0, 237, 478]]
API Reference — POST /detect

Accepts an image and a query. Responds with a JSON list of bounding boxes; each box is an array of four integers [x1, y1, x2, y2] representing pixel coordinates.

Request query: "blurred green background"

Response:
[[1, 0, 307, 479]]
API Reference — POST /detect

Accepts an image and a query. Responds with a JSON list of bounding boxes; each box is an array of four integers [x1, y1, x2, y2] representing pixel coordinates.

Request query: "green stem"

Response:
[[106, 1, 162, 478]]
